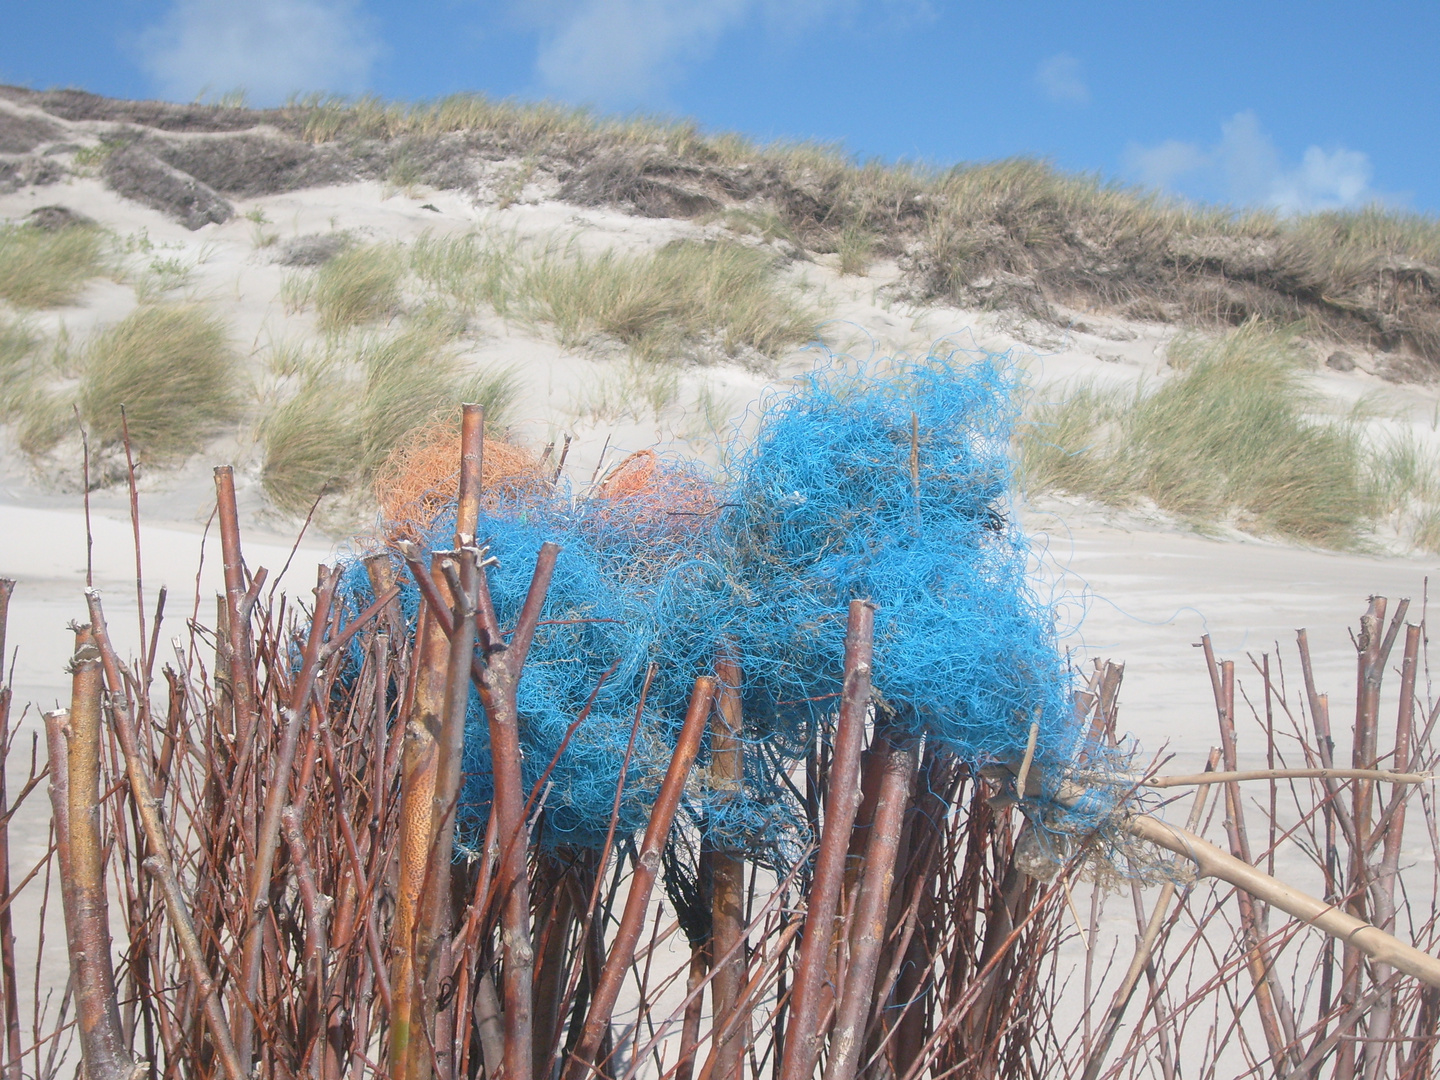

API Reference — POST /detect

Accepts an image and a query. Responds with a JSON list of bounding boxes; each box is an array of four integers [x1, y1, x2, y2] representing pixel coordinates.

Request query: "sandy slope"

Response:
[[4, 120, 1440, 1069]]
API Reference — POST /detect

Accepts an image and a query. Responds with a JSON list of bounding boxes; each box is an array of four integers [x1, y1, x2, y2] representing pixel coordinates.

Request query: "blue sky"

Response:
[[4, 1, 1438, 215]]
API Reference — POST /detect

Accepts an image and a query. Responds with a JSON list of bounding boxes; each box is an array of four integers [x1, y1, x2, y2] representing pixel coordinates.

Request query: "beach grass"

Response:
[[260, 323, 518, 513], [78, 305, 240, 460], [0, 220, 107, 308], [1022, 323, 1373, 546], [312, 243, 406, 333]]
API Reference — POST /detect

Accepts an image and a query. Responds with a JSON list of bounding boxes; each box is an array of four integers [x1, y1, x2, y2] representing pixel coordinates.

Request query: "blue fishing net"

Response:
[[335, 348, 1080, 858]]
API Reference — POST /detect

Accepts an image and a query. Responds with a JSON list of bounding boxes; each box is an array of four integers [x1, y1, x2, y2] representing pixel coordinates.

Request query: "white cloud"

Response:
[[1123, 111, 1375, 214], [533, 0, 753, 104], [1035, 53, 1089, 106], [526, 0, 924, 105], [137, 0, 381, 106]]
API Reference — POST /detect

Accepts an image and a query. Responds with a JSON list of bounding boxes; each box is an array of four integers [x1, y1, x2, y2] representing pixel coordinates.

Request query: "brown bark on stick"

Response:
[[470, 541, 560, 1080], [1361, 621, 1420, 1080], [417, 548, 480, 1079], [563, 677, 717, 1080], [778, 600, 874, 1080], [707, 652, 747, 1080], [822, 729, 917, 1080], [1200, 640, 1295, 1071], [64, 624, 138, 1080], [84, 591, 245, 1080], [456, 404, 485, 546], [0, 579, 21, 1080], [237, 564, 340, 1069], [391, 594, 449, 1080]]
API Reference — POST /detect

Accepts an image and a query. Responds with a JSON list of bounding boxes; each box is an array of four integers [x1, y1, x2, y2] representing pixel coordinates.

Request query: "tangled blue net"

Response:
[[335, 348, 1079, 857]]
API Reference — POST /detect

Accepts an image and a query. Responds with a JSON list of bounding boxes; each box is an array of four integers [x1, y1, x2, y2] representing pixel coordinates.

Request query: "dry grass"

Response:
[[78, 305, 240, 460], [311, 243, 406, 333], [3, 306, 240, 463], [1021, 323, 1372, 546], [517, 239, 815, 363], [0, 220, 106, 308], [260, 324, 518, 514], [411, 229, 819, 365]]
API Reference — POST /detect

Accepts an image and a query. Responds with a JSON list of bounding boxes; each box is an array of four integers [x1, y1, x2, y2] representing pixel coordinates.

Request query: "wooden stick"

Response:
[[562, 677, 716, 1080], [238, 565, 340, 1069], [707, 650, 747, 1080], [1145, 768, 1430, 787], [474, 541, 560, 1080], [64, 624, 137, 1080], [0, 579, 21, 1080], [456, 404, 485, 546], [822, 729, 917, 1080], [85, 591, 245, 1080], [417, 548, 480, 1077], [391, 594, 448, 1080], [1123, 813, 1440, 988], [778, 600, 875, 1080]]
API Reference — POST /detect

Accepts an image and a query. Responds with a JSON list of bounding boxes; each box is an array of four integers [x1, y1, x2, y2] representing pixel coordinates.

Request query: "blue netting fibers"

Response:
[[334, 348, 1080, 858]]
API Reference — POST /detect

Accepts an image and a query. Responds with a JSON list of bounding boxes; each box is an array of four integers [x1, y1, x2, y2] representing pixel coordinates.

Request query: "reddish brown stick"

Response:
[[778, 600, 875, 1080], [456, 404, 484, 545], [237, 565, 340, 1067], [85, 591, 245, 1080], [64, 625, 136, 1080], [1200, 639, 1294, 1071], [707, 651, 747, 1080], [0, 579, 21, 1080], [562, 676, 717, 1080], [472, 541, 560, 1080], [822, 728, 917, 1080], [418, 549, 480, 1079], [391, 595, 449, 1080]]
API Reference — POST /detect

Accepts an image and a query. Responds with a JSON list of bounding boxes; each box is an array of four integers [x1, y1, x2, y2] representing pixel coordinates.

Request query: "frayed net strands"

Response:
[[342, 348, 1085, 858]]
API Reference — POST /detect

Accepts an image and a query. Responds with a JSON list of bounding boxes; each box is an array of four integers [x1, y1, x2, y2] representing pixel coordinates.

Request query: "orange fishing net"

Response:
[[592, 449, 720, 534], [375, 420, 546, 542]]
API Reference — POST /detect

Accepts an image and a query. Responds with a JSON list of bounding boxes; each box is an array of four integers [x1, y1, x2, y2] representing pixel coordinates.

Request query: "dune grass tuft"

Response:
[[78, 306, 241, 460], [260, 324, 518, 514], [312, 243, 406, 333], [518, 240, 816, 363], [1022, 323, 1372, 546], [0, 221, 107, 308]]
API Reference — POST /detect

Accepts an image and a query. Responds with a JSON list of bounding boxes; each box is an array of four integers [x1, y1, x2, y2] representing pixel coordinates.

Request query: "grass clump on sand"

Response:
[[3, 306, 240, 463], [79, 306, 240, 459], [1022, 323, 1371, 546], [517, 240, 817, 363], [0, 220, 106, 308], [412, 231, 819, 366], [260, 324, 518, 514], [311, 243, 405, 333]]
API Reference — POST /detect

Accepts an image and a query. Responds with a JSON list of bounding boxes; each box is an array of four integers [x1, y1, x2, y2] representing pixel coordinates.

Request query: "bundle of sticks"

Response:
[[0, 406, 1437, 1080]]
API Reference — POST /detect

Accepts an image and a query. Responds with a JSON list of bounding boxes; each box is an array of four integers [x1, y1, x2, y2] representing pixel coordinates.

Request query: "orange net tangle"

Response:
[[375, 420, 547, 542], [591, 449, 721, 535]]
